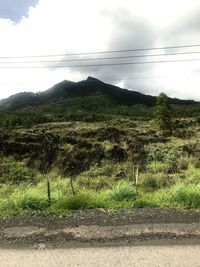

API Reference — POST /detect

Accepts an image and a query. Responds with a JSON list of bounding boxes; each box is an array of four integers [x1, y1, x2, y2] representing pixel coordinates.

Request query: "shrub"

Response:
[[141, 173, 175, 190], [0, 185, 49, 215], [80, 162, 115, 178], [109, 182, 137, 201], [146, 162, 169, 174], [76, 175, 114, 191], [9, 164, 26, 183], [145, 147, 180, 173], [178, 156, 191, 170], [18, 195, 49, 211], [142, 174, 159, 189], [55, 192, 105, 210], [106, 145, 128, 162], [154, 92, 172, 136], [159, 184, 200, 208], [60, 142, 104, 176], [185, 165, 200, 185]]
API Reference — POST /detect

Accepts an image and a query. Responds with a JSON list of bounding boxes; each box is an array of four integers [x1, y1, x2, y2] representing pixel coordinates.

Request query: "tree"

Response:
[[155, 93, 172, 136]]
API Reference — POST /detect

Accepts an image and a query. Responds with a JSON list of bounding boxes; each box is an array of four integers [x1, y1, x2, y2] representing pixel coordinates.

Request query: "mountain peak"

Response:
[[86, 76, 103, 83]]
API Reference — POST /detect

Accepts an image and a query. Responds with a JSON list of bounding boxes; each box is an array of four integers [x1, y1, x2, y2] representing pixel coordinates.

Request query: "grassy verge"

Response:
[[1, 151, 200, 217], [1, 178, 200, 217]]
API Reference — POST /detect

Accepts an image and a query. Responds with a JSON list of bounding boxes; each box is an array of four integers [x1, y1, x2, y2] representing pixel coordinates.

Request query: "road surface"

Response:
[[1, 244, 200, 267], [1, 209, 200, 266]]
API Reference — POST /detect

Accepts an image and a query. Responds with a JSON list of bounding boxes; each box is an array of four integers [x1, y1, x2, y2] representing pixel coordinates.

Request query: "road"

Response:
[[1, 209, 200, 266], [1, 244, 200, 267]]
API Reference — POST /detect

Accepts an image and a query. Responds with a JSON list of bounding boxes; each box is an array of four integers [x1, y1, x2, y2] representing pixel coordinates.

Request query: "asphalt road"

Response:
[[1, 244, 200, 267]]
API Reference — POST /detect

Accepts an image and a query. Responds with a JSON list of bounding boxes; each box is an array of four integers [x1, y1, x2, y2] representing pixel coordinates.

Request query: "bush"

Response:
[[0, 163, 34, 184], [154, 92, 172, 135], [55, 192, 105, 210], [109, 182, 137, 201], [106, 145, 128, 162], [146, 162, 169, 174], [0, 185, 49, 215], [60, 142, 104, 176], [80, 162, 115, 178], [178, 156, 191, 170], [76, 175, 114, 191], [141, 173, 175, 190], [185, 165, 200, 185], [145, 147, 180, 173], [142, 174, 159, 189], [159, 184, 200, 208], [18, 195, 49, 211]]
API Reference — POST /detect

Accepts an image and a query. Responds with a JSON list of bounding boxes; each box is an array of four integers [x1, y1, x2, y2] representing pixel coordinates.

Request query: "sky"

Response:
[[0, 0, 200, 100]]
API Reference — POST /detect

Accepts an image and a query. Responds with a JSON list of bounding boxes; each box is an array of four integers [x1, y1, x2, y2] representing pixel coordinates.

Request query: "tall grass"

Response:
[[185, 165, 200, 185], [108, 181, 137, 201], [1, 164, 200, 217], [155, 183, 200, 208]]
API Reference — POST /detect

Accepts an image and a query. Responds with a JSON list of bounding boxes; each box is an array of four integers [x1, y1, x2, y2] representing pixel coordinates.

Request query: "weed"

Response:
[[141, 173, 175, 190], [145, 147, 180, 173], [54, 192, 106, 210], [155, 184, 200, 208], [109, 182, 137, 201], [185, 165, 200, 185], [146, 162, 169, 174]]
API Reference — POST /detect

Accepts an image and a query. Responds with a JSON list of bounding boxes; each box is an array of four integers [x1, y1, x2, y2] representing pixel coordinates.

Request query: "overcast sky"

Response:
[[0, 0, 200, 100]]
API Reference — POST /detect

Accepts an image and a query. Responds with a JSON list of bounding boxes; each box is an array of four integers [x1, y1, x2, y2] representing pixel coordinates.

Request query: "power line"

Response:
[[0, 57, 200, 69], [1, 50, 200, 64], [1, 44, 200, 59]]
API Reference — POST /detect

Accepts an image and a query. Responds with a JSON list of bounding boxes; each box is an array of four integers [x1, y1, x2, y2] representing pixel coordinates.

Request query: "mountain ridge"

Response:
[[0, 76, 197, 110]]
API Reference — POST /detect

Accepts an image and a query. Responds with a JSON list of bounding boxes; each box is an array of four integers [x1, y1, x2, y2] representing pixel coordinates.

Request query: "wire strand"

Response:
[[0, 57, 200, 68], [1, 44, 200, 59], [1, 50, 200, 64]]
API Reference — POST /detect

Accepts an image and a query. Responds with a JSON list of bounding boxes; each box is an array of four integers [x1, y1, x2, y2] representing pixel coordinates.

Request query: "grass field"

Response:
[[0, 117, 200, 216]]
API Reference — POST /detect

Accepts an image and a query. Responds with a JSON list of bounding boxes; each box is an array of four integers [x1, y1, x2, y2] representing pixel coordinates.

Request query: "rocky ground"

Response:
[[0, 208, 200, 249]]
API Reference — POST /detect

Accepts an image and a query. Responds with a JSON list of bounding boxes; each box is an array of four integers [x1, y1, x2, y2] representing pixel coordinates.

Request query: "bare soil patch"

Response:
[[0, 208, 200, 248]]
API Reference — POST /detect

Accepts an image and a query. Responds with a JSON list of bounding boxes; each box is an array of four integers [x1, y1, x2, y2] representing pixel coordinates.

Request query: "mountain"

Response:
[[0, 76, 197, 110], [0, 92, 37, 109]]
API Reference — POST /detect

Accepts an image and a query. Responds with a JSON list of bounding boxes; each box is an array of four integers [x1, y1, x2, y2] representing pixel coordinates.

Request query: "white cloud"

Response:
[[0, 0, 200, 100]]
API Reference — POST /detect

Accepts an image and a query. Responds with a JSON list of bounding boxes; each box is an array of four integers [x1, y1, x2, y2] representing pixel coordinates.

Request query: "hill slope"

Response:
[[0, 77, 200, 128], [0, 76, 197, 110]]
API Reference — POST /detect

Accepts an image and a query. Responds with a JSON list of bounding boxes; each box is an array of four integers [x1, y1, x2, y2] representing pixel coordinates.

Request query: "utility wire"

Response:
[[1, 44, 200, 59], [0, 57, 200, 68], [1, 50, 200, 64]]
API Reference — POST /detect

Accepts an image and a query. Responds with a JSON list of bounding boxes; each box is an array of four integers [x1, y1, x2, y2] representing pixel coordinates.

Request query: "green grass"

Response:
[[185, 165, 200, 184], [1, 117, 200, 217], [141, 173, 176, 190], [108, 182, 137, 201], [154, 183, 200, 208], [1, 179, 200, 217], [146, 162, 169, 174], [53, 192, 107, 210]]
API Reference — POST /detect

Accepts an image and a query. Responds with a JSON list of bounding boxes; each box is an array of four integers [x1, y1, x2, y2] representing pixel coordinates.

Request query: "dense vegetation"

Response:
[[1, 77, 200, 129], [1, 92, 200, 129], [1, 78, 200, 216], [1, 115, 200, 216]]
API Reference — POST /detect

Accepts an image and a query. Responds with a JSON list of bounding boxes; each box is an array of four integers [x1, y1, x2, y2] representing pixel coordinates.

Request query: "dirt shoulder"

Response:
[[0, 208, 200, 249]]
